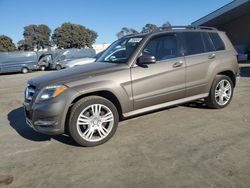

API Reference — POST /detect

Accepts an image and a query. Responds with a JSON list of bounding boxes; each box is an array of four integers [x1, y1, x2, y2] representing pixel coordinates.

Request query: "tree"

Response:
[[17, 39, 33, 51], [116, 27, 139, 38], [0, 35, 16, 52], [141, 23, 158, 33], [85, 28, 98, 48], [18, 24, 51, 51], [162, 21, 172, 30], [52, 23, 98, 49], [116, 21, 172, 38]]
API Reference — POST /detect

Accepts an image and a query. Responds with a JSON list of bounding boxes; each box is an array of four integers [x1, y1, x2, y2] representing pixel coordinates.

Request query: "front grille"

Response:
[[25, 85, 36, 102]]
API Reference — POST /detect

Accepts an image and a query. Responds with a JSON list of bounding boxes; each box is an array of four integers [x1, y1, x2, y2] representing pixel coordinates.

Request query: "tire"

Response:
[[21, 67, 28, 74], [205, 75, 234, 109], [40, 66, 46, 71], [69, 96, 119, 147], [55, 64, 62, 70]]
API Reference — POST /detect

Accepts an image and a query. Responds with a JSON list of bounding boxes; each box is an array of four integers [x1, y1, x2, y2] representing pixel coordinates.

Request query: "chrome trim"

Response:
[[25, 86, 35, 101], [123, 93, 209, 118], [26, 118, 34, 129]]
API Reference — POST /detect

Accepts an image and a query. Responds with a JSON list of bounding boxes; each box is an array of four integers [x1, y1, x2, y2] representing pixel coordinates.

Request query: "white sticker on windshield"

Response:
[[128, 38, 142, 43]]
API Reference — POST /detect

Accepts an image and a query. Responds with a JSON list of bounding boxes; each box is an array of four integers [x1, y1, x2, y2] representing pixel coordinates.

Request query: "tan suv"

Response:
[[24, 26, 239, 147]]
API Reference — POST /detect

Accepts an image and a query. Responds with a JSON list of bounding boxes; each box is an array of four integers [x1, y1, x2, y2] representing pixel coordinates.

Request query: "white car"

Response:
[[64, 57, 96, 68], [64, 48, 126, 68], [64, 51, 105, 68]]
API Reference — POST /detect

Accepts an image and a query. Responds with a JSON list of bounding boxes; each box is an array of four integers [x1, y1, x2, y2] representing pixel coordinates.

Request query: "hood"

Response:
[[28, 62, 128, 88], [66, 57, 96, 67]]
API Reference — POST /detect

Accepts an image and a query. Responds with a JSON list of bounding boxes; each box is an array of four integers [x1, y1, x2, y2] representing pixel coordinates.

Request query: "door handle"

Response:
[[172, 61, 183, 68], [208, 53, 216, 59]]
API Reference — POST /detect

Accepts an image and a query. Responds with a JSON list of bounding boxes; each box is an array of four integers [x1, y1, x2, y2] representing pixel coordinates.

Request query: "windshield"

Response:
[[94, 51, 104, 59], [96, 37, 143, 63]]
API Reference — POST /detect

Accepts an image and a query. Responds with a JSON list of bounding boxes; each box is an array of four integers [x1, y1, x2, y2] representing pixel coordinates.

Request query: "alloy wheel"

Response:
[[76, 104, 114, 142], [215, 79, 232, 106]]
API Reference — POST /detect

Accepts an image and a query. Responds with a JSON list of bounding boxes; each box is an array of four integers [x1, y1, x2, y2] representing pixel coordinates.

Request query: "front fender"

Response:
[[69, 80, 133, 114]]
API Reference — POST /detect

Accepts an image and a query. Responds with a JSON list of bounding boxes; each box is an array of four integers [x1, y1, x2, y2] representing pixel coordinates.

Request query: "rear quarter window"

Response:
[[202, 32, 215, 52], [209, 32, 225, 51]]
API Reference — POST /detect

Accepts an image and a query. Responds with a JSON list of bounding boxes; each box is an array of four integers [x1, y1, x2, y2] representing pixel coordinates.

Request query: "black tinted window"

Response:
[[113, 50, 126, 58], [183, 32, 205, 55], [209, 32, 225, 51], [202, 32, 215, 52], [143, 35, 179, 61]]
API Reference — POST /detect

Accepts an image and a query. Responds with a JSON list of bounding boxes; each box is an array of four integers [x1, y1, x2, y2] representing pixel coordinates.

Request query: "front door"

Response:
[[131, 34, 186, 110]]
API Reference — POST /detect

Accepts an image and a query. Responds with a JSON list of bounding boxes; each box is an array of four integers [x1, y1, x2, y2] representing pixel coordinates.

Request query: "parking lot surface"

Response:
[[0, 68, 250, 188]]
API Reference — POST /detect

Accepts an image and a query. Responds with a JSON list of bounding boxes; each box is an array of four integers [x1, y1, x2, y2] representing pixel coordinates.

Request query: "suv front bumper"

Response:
[[23, 101, 65, 135], [23, 89, 78, 135]]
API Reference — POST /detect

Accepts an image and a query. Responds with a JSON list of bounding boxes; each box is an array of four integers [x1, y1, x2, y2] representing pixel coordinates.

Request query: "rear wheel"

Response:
[[205, 75, 234, 109], [69, 96, 119, 147], [21, 67, 29, 74], [55, 64, 62, 70]]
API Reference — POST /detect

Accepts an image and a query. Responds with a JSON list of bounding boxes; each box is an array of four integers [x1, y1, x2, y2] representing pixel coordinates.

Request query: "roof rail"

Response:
[[155, 25, 218, 32], [196, 26, 218, 30]]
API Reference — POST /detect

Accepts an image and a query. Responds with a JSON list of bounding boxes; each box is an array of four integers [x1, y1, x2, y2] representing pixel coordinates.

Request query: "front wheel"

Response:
[[205, 75, 234, 109], [21, 67, 29, 74], [40, 66, 46, 71], [69, 96, 119, 147]]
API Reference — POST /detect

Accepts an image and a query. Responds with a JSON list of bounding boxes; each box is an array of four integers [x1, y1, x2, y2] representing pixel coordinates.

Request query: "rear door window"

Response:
[[202, 32, 215, 52], [183, 32, 205, 56], [208, 32, 225, 51]]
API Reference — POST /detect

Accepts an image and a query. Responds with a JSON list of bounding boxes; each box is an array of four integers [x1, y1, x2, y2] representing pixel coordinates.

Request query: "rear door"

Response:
[[182, 31, 217, 97], [131, 33, 186, 110]]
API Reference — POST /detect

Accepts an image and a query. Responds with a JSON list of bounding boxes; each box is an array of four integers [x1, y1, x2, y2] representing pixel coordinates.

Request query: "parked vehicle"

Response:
[[63, 58, 96, 68], [246, 47, 250, 62], [63, 49, 125, 68], [0, 51, 39, 74], [24, 26, 239, 147], [50, 48, 96, 70], [63, 51, 103, 68], [37, 53, 53, 71], [234, 45, 248, 63]]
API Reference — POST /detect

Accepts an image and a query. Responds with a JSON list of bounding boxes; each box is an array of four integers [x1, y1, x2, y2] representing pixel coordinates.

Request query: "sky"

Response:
[[0, 0, 232, 45]]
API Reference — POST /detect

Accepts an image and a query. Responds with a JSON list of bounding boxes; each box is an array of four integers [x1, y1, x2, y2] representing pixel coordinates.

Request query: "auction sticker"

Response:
[[128, 38, 142, 43]]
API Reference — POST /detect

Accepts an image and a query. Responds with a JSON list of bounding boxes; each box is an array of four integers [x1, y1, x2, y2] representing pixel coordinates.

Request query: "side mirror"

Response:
[[138, 54, 156, 65]]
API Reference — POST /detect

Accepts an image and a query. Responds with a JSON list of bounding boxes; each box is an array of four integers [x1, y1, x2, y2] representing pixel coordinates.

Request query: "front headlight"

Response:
[[37, 85, 68, 102]]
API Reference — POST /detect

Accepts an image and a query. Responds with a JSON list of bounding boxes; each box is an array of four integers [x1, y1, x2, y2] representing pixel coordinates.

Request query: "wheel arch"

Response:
[[55, 63, 62, 69], [21, 66, 29, 73], [216, 70, 236, 87], [68, 90, 123, 121]]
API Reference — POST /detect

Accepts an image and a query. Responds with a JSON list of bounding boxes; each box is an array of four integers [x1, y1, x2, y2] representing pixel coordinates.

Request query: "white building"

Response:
[[92, 43, 110, 53]]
